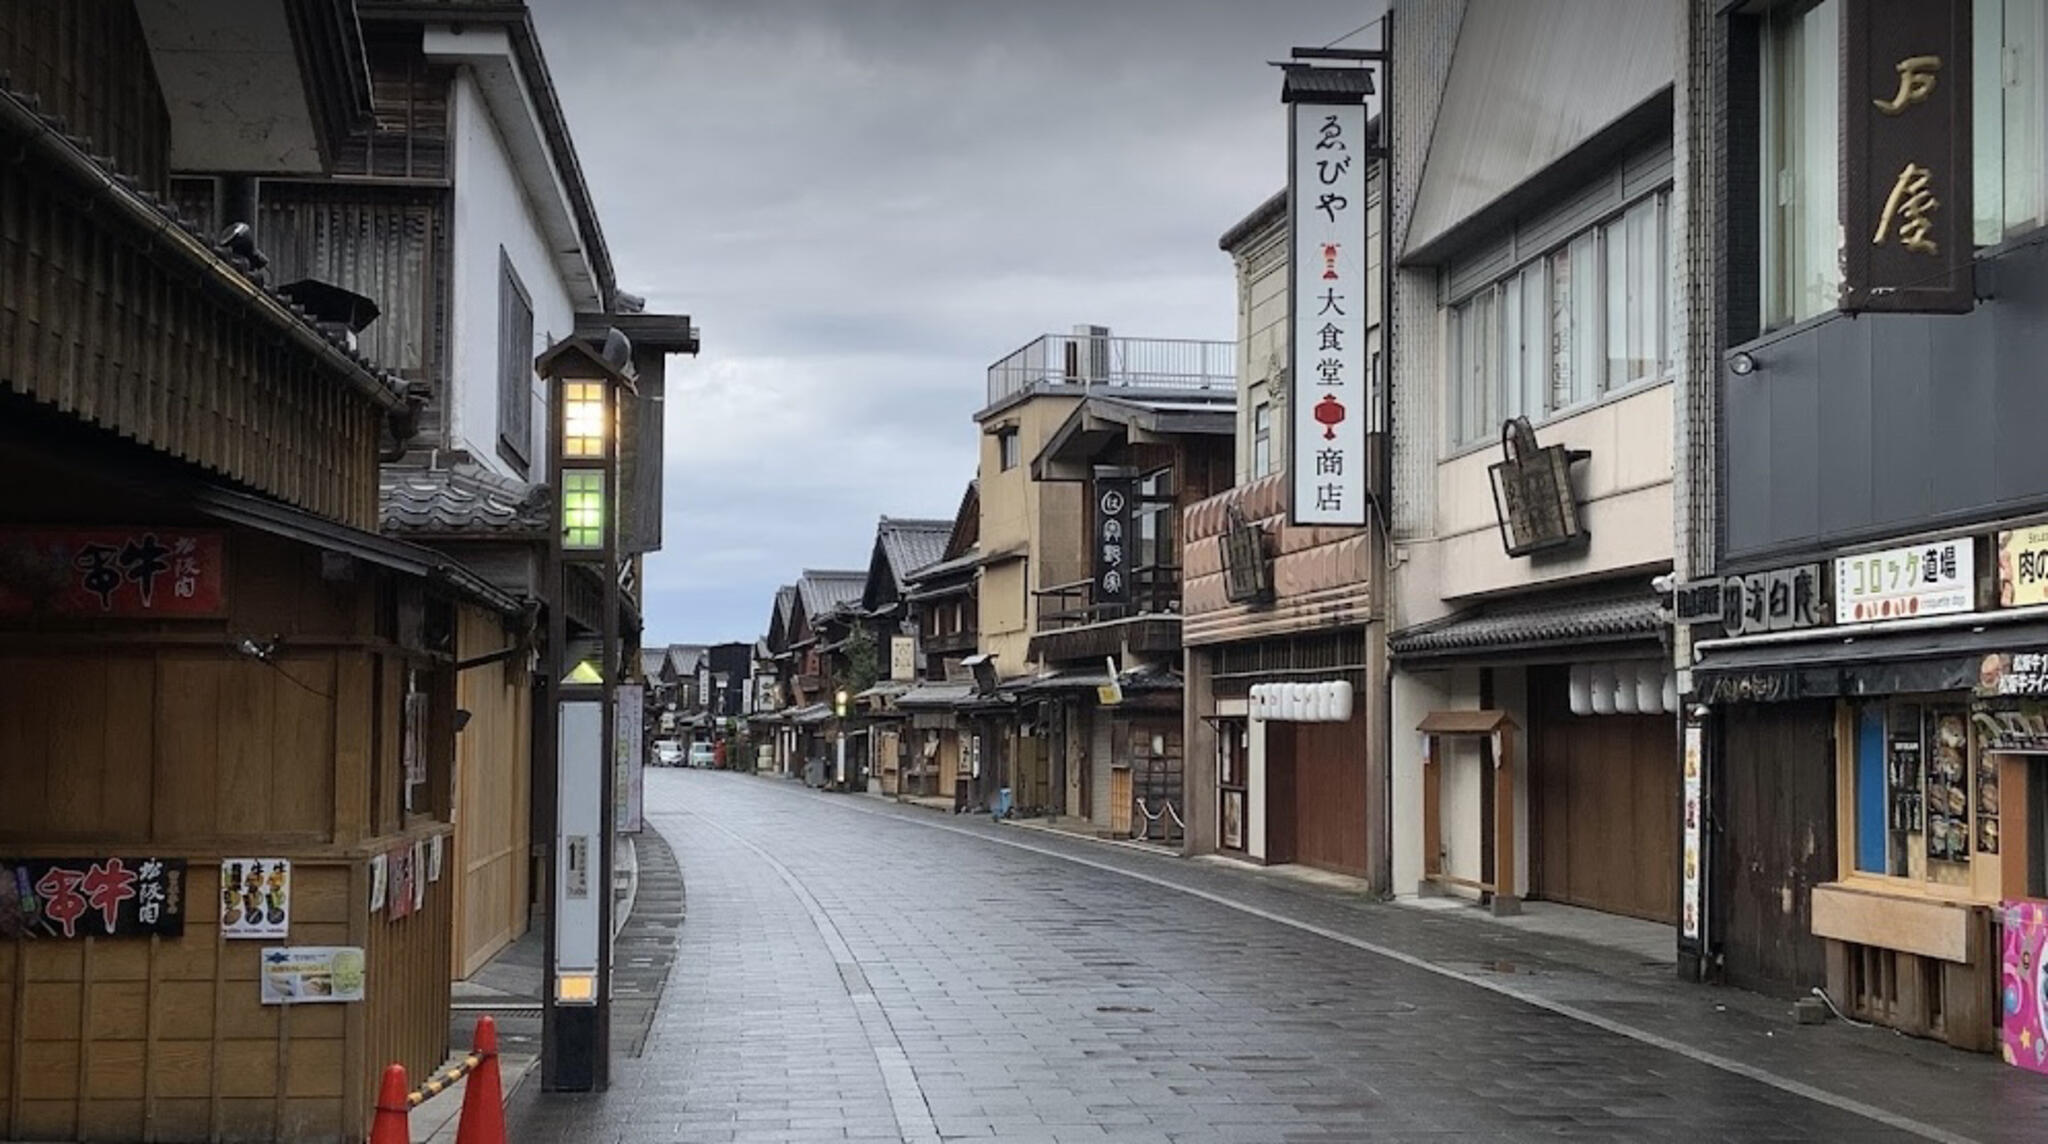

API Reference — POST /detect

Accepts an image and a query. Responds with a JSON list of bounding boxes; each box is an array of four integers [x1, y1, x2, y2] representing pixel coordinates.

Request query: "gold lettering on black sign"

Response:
[[1875, 161, 1940, 254], [1873, 54, 1941, 114]]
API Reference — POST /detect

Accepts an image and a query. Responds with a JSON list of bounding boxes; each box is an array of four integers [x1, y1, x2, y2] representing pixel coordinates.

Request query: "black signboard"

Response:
[[1487, 418, 1589, 558], [1219, 504, 1273, 605], [1092, 477, 1135, 609], [0, 857, 186, 939], [1719, 564, 1827, 637], [1843, 0, 1973, 313]]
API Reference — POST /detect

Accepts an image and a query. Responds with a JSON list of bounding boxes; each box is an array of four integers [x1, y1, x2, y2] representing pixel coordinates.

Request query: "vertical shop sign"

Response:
[[1843, 0, 1972, 312], [1092, 478, 1136, 610], [1284, 64, 1375, 526], [617, 682, 645, 833], [1680, 725, 1704, 944]]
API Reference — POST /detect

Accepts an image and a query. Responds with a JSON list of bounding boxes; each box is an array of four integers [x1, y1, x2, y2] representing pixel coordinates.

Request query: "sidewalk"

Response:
[[833, 787, 2048, 1141], [414, 827, 684, 1142]]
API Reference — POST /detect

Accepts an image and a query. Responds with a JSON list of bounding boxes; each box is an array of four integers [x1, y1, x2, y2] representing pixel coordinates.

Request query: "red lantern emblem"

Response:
[[1321, 243, 1341, 280], [1314, 394, 1346, 440]]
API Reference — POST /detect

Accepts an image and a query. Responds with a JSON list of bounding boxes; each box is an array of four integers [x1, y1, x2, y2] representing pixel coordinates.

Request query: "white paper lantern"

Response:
[[1614, 662, 1640, 714], [1289, 683, 1308, 721], [1331, 681, 1355, 722], [1663, 671, 1679, 714], [1590, 663, 1618, 715], [1636, 662, 1663, 715], [1317, 682, 1337, 722], [1568, 664, 1593, 717]]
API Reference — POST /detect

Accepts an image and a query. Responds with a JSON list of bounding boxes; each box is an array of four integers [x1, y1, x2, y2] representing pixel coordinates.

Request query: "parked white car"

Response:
[[688, 742, 716, 768], [654, 739, 684, 767]]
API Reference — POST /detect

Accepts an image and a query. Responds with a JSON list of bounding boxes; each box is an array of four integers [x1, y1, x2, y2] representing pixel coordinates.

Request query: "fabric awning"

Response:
[[1693, 618, 2048, 702]]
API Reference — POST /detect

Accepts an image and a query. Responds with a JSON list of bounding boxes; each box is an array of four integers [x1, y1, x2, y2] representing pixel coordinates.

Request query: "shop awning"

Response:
[[1692, 616, 2048, 702], [191, 482, 521, 614], [896, 681, 976, 710], [1390, 582, 1662, 664], [1010, 665, 1183, 694], [791, 704, 834, 725]]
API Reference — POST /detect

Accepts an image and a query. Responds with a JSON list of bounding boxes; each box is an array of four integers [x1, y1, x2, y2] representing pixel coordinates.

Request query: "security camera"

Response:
[[1651, 573, 1677, 594]]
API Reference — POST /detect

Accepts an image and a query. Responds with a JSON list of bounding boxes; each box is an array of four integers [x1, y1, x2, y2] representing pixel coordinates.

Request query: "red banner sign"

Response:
[[0, 528, 227, 618]]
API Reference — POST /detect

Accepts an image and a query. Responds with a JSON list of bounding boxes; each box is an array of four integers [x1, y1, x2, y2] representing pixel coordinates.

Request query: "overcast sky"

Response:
[[533, 0, 1381, 645]]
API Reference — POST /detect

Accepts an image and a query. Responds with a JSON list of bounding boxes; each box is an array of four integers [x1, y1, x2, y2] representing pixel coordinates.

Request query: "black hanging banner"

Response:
[[1092, 477, 1136, 610], [1842, 0, 1973, 313]]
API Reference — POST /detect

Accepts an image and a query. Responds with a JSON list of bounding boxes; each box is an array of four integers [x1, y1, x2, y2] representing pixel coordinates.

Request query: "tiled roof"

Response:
[[878, 518, 952, 587], [638, 649, 668, 679], [1389, 582, 1663, 660], [797, 569, 866, 618], [379, 463, 549, 537], [670, 644, 707, 675]]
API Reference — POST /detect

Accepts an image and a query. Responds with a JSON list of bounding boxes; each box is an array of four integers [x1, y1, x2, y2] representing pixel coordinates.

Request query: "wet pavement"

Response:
[[506, 769, 2048, 1143]]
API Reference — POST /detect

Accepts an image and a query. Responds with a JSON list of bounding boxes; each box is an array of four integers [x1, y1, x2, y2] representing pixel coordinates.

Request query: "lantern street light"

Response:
[[536, 328, 635, 1094]]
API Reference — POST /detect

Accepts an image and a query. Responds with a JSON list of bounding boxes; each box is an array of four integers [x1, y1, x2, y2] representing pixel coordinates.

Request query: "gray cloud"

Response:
[[532, 0, 1381, 641]]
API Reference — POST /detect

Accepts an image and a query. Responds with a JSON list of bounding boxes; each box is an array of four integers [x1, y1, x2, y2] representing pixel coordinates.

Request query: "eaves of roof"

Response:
[[1389, 581, 1663, 663]]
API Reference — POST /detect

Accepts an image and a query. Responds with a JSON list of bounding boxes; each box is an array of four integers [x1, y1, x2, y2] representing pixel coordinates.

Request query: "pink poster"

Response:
[[2002, 899, 2048, 1075]]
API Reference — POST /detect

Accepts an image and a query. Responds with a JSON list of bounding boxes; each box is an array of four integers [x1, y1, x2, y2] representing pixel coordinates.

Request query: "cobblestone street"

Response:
[[505, 771, 2048, 1143]]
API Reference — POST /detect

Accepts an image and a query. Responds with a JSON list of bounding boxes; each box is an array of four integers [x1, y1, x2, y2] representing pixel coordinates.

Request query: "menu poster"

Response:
[[260, 946, 365, 1005], [367, 854, 387, 913], [219, 859, 290, 940], [428, 834, 444, 884], [410, 841, 426, 913], [1978, 752, 2001, 855], [1887, 733, 1924, 834], [1925, 710, 1971, 863]]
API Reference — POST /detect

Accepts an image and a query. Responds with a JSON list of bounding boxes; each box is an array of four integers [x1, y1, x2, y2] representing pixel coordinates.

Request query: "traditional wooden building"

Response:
[[974, 328, 1234, 820], [852, 517, 952, 794], [1029, 390, 1235, 836], [181, 0, 701, 978], [0, 3, 524, 1137], [897, 484, 984, 803]]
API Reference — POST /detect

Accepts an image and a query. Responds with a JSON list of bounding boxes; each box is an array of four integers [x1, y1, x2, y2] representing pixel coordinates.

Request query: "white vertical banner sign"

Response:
[[616, 683, 644, 834], [555, 700, 602, 997], [1289, 98, 1369, 526]]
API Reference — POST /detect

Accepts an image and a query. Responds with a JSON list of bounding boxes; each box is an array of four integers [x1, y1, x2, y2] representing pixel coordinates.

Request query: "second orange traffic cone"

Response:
[[369, 1063, 410, 1144], [454, 1015, 505, 1144]]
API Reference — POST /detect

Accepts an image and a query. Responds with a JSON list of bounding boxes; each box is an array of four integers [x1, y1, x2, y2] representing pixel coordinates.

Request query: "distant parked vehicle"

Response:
[[654, 739, 683, 767], [688, 742, 716, 768]]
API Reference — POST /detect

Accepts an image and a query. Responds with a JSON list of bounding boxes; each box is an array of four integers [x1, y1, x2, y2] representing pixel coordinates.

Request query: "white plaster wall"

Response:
[[1395, 383, 1676, 629], [1393, 664, 1530, 902], [448, 70, 577, 479], [1235, 226, 1289, 486]]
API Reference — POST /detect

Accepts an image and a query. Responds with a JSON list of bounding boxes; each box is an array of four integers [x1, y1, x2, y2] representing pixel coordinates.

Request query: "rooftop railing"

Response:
[[986, 333, 1234, 409]]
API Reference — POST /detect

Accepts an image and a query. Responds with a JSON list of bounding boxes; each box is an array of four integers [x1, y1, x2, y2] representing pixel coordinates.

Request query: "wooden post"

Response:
[[1420, 733, 1442, 894], [1492, 729, 1520, 916]]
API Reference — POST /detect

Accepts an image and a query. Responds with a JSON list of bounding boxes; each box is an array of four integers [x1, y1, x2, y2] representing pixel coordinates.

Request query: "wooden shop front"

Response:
[[0, 433, 519, 1142]]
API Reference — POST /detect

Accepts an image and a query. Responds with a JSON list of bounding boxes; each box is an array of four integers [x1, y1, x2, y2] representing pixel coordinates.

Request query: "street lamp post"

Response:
[[537, 328, 635, 1093]]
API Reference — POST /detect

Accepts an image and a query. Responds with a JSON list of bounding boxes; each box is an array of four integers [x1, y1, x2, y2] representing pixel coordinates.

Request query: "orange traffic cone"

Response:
[[369, 1063, 410, 1144], [454, 1015, 505, 1144]]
